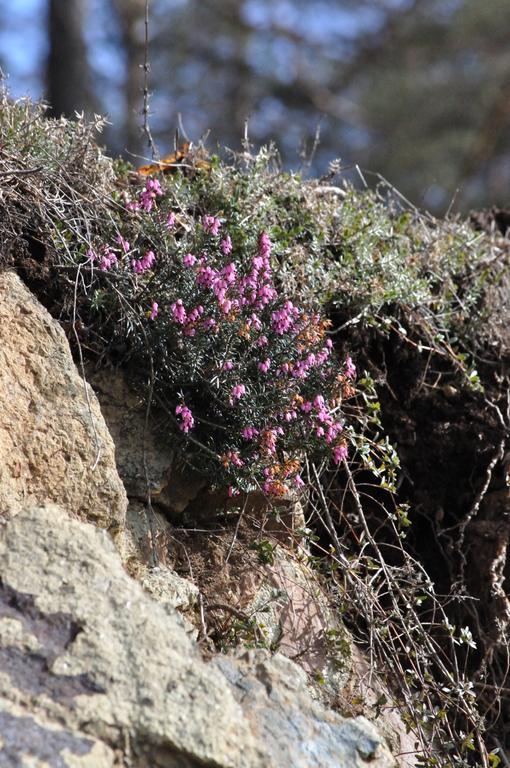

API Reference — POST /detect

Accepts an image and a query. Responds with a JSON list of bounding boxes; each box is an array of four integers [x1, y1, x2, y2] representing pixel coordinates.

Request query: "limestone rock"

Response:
[[0, 504, 396, 768], [215, 650, 395, 768], [141, 567, 199, 612], [0, 272, 126, 532]]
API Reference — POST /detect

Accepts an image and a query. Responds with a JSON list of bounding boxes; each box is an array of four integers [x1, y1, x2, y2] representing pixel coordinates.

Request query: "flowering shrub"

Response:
[[85, 175, 360, 496]]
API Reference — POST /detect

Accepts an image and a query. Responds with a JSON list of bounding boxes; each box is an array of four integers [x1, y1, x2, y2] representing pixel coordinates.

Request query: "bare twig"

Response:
[[142, 0, 158, 158]]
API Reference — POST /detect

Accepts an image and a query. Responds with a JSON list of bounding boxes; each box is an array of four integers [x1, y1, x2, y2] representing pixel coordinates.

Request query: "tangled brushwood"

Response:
[[1, 90, 509, 766]]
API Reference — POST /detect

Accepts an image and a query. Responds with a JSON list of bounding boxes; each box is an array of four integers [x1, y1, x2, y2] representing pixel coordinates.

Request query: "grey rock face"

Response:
[[0, 504, 396, 768]]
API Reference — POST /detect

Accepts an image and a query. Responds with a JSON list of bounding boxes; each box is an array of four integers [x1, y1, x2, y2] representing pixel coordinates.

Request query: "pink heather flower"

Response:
[[313, 395, 326, 410], [333, 444, 349, 464], [345, 356, 357, 379], [224, 451, 244, 468], [249, 313, 262, 332], [242, 427, 259, 440], [126, 200, 141, 212], [230, 384, 246, 403], [143, 250, 156, 269], [99, 250, 118, 271], [131, 250, 156, 275], [222, 262, 237, 285], [202, 215, 221, 236], [326, 338, 333, 349], [258, 232, 272, 259], [257, 335, 268, 348], [271, 301, 299, 335], [294, 474, 305, 489], [170, 299, 187, 324], [228, 486, 240, 498], [202, 317, 216, 331], [183, 252, 197, 267], [255, 283, 277, 309], [316, 426, 325, 438], [139, 194, 153, 213], [86, 248, 97, 263], [187, 305, 204, 323], [166, 212, 176, 229], [196, 265, 217, 288], [220, 234, 233, 255], [220, 299, 233, 315], [116, 234, 130, 253], [175, 403, 194, 434], [222, 360, 234, 371], [325, 423, 343, 444], [139, 177, 163, 212], [258, 359, 271, 374], [146, 177, 163, 195], [149, 301, 159, 320], [300, 401, 313, 413]]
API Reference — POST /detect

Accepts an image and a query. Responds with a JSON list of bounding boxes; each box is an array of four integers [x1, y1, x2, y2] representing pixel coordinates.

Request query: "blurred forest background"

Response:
[[0, 0, 509, 213]]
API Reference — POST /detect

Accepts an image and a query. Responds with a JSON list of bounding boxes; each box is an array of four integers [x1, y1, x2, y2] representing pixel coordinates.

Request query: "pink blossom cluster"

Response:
[[183, 252, 197, 267], [345, 356, 356, 379], [131, 250, 156, 275], [230, 383, 246, 403], [175, 403, 194, 433], [116, 234, 130, 253], [220, 235, 233, 254], [271, 301, 300, 335], [333, 443, 349, 464], [309, 395, 344, 444], [203, 215, 221, 235], [162, 226, 357, 482], [189, 230, 277, 324], [87, 247, 118, 272], [170, 299, 204, 336], [170, 299, 187, 324], [223, 450, 244, 468], [126, 177, 163, 213]]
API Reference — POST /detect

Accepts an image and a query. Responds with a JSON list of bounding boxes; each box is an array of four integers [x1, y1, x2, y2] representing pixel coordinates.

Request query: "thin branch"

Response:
[[142, 0, 158, 159]]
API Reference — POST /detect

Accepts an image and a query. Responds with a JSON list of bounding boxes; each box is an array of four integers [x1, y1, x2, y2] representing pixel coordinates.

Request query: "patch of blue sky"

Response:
[[243, 0, 386, 45], [0, 0, 46, 96]]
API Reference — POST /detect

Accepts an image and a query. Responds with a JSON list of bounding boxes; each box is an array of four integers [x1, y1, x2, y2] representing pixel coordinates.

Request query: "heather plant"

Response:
[[84, 174, 362, 496]]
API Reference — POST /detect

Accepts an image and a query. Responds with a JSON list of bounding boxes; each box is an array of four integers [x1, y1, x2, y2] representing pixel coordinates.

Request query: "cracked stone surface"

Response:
[[0, 504, 396, 767]]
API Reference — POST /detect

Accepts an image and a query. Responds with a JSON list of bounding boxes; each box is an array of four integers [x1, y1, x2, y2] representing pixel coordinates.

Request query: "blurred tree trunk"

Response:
[[46, 0, 94, 117], [112, 0, 147, 156], [223, 0, 251, 142]]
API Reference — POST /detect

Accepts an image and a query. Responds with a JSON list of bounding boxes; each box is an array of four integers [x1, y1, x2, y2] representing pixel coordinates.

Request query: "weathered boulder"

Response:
[[0, 271, 126, 532], [0, 504, 397, 767]]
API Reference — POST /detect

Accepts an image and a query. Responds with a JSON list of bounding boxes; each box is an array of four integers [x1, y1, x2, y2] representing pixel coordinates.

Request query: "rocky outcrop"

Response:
[[0, 272, 126, 532], [0, 504, 396, 768], [0, 273, 402, 766]]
